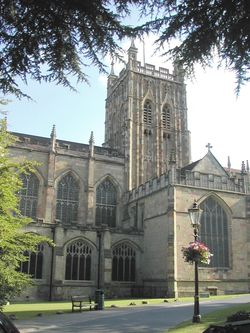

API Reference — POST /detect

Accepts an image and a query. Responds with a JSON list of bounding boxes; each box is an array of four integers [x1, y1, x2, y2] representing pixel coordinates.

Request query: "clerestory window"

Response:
[[56, 173, 79, 224], [19, 173, 39, 219], [96, 179, 117, 227]]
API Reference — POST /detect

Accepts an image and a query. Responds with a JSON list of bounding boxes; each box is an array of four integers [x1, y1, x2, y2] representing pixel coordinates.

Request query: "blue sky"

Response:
[[4, 35, 250, 170]]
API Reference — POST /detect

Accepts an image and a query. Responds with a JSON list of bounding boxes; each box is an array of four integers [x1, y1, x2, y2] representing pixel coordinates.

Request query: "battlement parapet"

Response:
[[128, 60, 175, 81], [127, 169, 248, 202]]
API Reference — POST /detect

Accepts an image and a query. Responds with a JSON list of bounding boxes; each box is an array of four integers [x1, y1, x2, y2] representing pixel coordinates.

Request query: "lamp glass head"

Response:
[[188, 200, 203, 228]]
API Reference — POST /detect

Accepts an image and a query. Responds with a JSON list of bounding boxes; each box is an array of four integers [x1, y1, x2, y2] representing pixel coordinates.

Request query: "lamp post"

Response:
[[188, 200, 203, 323], [97, 230, 102, 290], [95, 230, 104, 310]]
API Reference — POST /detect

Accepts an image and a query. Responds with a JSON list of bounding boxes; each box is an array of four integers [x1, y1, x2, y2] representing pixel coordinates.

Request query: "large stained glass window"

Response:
[[200, 197, 229, 268]]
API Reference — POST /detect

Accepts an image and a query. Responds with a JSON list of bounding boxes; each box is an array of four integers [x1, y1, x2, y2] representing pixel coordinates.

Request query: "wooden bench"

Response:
[[71, 295, 95, 312]]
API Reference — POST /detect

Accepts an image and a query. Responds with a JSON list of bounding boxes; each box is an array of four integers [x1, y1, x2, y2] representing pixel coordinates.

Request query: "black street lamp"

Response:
[[188, 200, 203, 323]]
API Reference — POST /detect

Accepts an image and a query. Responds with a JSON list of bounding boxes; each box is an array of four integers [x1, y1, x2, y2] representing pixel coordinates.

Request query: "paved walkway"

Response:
[[16, 295, 250, 333]]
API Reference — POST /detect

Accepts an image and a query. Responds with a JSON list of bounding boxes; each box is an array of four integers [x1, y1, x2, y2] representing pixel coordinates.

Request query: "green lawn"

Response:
[[3, 298, 176, 320]]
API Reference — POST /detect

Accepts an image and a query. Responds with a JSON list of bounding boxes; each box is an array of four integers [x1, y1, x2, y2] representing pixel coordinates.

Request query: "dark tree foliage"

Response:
[[137, 0, 250, 93], [1, 0, 249, 97], [0, 0, 135, 98]]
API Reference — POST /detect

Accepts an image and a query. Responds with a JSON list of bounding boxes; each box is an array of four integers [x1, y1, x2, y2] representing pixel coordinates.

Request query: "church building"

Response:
[[9, 41, 250, 300]]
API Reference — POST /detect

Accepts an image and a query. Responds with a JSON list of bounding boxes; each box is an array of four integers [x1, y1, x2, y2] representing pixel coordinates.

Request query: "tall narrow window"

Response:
[[65, 240, 92, 281], [200, 197, 229, 268], [143, 101, 152, 125], [56, 173, 79, 224], [112, 243, 136, 281], [19, 244, 44, 279], [96, 179, 117, 227], [162, 105, 171, 130], [19, 173, 39, 219]]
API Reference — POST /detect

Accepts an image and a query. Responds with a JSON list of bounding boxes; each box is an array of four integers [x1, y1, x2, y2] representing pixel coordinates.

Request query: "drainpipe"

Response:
[[49, 225, 56, 301]]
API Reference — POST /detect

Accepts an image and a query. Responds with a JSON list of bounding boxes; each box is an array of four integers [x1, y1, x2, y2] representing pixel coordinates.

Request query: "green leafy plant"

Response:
[[0, 112, 53, 309]]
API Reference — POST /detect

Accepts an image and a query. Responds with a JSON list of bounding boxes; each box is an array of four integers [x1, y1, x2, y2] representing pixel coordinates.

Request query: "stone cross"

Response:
[[206, 143, 213, 151]]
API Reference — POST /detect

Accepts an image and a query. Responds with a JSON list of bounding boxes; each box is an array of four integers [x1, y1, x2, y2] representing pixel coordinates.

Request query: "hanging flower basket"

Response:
[[182, 241, 213, 265]]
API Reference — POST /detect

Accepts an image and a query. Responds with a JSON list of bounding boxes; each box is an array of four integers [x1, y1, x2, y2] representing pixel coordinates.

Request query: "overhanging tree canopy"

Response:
[[0, 0, 134, 98], [136, 0, 250, 93], [0, 0, 249, 97]]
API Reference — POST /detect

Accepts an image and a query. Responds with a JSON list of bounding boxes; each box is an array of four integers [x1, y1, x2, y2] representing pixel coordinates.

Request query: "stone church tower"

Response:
[[104, 40, 191, 190]]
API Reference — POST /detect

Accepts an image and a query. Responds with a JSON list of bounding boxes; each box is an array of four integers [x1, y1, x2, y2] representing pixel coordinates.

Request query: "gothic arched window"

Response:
[[19, 244, 44, 279], [162, 105, 171, 130], [200, 197, 229, 268], [112, 243, 136, 281], [19, 173, 39, 219], [56, 173, 79, 224], [96, 179, 117, 227], [65, 240, 92, 281], [143, 100, 152, 125]]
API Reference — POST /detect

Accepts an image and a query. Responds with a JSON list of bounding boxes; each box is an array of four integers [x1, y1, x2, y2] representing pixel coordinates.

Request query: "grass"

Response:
[[167, 303, 250, 333], [3, 298, 176, 320], [2, 294, 248, 330]]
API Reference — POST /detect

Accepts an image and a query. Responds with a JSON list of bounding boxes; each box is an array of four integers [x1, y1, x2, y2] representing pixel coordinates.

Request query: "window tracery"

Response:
[[65, 240, 92, 280], [19, 244, 44, 279], [200, 197, 229, 268], [112, 243, 136, 281], [96, 179, 117, 227], [56, 173, 79, 224], [19, 173, 39, 219]]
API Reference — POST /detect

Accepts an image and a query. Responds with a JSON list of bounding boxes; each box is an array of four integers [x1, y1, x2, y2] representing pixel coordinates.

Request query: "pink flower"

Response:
[[182, 241, 213, 265]]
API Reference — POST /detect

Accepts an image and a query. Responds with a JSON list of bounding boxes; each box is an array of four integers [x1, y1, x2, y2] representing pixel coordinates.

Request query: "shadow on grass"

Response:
[[168, 303, 250, 333]]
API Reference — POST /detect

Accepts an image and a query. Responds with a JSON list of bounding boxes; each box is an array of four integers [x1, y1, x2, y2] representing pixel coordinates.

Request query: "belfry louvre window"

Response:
[[143, 101, 152, 125], [112, 243, 136, 281], [19, 173, 39, 219], [56, 173, 79, 224], [200, 197, 229, 268], [96, 179, 117, 227], [19, 244, 44, 279], [65, 240, 91, 280], [162, 105, 171, 130]]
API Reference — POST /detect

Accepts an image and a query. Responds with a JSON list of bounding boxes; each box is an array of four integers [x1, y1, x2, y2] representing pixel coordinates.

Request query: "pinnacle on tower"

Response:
[[227, 156, 231, 172], [50, 124, 56, 139], [130, 37, 136, 49], [241, 161, 247, 175], [110, 59, 115, 76], [89, 131, 94, 145], [89, 131, 95, 158], [50, 124, 56, 152], [127, 38, 138, 62]]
